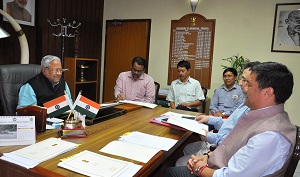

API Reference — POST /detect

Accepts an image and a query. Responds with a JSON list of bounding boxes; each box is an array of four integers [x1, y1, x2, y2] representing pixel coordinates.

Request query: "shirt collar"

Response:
[[176, 76, 191, 84]]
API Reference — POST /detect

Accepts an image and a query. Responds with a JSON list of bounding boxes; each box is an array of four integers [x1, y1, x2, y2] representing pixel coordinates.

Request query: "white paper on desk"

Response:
[[0, 116, 36, 146], [1, 153, 39, 169], [101, 102, 121, 107], [162, 111, 196, 118], [100, 140, 160, 163], [119, 100, 157, 109], [46, 117, 64, 123], [167, 115, 208, 136], [58, 150, 142, 177], [8, 137, 78, 163], [119, 131, 177, 151]]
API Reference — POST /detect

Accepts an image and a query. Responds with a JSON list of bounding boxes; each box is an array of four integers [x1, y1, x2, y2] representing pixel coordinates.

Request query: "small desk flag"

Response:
[[43, 95, 71, 118], [73, 94, 100, 118]]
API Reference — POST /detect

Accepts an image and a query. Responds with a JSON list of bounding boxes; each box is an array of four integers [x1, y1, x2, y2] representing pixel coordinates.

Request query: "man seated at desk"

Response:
[[209, 67, 244, 118], [114, 57, 155, 103], [167, 60, 205, 112], [18, 55, 72, 108]]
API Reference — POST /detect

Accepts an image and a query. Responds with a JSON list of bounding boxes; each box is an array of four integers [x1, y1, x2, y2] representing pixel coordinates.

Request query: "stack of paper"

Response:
[[100, 131, 177, 163], [163, 111, 208, 135], [58, 150, 142, 177], [0, 137, 78, 169]]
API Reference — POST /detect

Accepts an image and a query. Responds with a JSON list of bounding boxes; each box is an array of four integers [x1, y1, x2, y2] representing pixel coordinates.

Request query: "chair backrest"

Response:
[[284, 125, 300, 177], [0, 64, 41, 116], [200, 87, 208, 113], [154, 81, 160, 104]]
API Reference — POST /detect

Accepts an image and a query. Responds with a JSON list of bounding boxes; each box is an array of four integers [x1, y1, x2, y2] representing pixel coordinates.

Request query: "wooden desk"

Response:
[[0, 106, 200, 177]]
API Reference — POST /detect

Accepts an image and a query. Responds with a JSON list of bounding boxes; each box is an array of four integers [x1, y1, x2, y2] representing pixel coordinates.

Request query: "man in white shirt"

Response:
[[166, 60, 205, 112]]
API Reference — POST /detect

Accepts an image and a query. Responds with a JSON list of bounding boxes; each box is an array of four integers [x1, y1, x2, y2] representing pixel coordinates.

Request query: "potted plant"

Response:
[[221, 54, 250, 81]]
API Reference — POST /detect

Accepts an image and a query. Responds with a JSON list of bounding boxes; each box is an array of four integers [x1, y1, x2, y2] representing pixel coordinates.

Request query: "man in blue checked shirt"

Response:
[[209, 68, 244, 118]]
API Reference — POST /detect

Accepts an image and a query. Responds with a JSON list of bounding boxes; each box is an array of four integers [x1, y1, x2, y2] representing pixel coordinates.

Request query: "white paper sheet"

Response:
[[0, 116, 36, 146], [119, 131, 177, 151], [165, 113, 208, 135], [1, 137, 78, 169], [100, 140, 160, 163], [58, 150, 142, 177], [119, 100, 157, 109]]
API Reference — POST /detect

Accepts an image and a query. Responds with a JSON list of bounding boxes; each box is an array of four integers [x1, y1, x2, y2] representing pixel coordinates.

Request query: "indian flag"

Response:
[[43, 95, 71, 118], [73, 95, 100, 118]]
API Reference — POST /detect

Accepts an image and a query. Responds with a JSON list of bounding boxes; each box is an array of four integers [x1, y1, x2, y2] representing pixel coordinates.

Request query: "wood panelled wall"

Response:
[[0, 0, 104, 65], [0, 0, 104, 115]]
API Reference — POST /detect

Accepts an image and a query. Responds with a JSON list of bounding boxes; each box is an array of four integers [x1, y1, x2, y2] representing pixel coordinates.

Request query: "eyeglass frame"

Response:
[[46, 67, 69, 73]]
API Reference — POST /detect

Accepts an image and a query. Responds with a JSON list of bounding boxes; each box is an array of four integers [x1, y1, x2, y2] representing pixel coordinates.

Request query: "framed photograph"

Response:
[[271, 3, 300, 53], [2, 0, 35, 26]]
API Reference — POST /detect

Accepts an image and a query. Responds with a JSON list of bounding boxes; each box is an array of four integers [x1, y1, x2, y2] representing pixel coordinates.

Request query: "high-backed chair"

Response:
[[200, 87, 208, 113], [0, 64, 41, 115], [284, 125, 300, 177], [154, 81, 160, 104]]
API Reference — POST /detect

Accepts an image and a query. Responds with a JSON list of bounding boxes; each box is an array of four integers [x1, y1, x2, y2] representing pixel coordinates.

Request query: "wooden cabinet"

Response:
[[64, 57, 99, 102]]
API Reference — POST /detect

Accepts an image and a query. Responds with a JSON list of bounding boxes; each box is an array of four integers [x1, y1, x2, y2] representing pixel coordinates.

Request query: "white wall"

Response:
[[102, 0, 300, 125]]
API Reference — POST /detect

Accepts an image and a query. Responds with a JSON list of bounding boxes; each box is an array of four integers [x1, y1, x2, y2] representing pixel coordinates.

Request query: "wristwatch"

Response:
[[194, 165, 204, 177]]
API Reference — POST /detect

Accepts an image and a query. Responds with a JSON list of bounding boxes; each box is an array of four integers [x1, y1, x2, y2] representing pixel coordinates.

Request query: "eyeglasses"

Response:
[[46, 67, 68, 73]]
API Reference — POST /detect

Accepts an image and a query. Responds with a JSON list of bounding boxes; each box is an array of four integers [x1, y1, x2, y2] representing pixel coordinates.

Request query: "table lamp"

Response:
[[0, 9, 29, 64]]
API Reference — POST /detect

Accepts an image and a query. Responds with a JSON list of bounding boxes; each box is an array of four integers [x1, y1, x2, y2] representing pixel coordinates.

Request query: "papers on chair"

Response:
[[0, 137, 78, 169], [164, 112, 208, 136], [58, 150, 142, 177], [119, 100, 157, 109], [100, 140, 160, 163], [158, 89, 169, 96], [0, 116, 36, 146], [118, 131, 177, 151]]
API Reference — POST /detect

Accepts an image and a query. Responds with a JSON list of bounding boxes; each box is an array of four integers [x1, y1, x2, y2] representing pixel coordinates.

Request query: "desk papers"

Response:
[[100, 140, 160, 163], [58, 150, 142, 177], [164, 112, 208, 136], [119, 131, 177, 151], [0, 116, 36, 146], [119, 100, 157, 109], [100, 131, 177, 163], [1, 137, 78, 168]]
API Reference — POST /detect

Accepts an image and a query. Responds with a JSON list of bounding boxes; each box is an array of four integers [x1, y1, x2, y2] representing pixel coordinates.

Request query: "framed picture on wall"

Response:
[[2, 0, 35, 26], [271, 3, 300, 53]]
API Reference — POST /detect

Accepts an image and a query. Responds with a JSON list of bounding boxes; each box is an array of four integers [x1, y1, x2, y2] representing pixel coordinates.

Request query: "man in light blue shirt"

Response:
[[18, 55, 72, 108], [174, 63, 258, 166], [164, 62, 296, 177], [209, 68, 244, 117]]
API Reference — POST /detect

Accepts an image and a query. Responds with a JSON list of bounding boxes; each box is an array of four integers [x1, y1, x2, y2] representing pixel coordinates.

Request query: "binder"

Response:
[[17, 105, 47, 132]]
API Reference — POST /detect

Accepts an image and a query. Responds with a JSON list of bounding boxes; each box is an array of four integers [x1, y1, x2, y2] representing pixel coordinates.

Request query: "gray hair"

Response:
[[41, 55, 61, 67]]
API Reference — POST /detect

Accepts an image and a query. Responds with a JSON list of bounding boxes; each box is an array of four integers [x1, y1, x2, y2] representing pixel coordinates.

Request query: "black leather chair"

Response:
[[284, 125, 300, 177], [154, 81, 160, 104], [0, 64, 41, 115]]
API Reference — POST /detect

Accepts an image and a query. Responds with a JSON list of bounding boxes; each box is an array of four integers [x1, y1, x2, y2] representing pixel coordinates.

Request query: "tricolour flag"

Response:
[[73, 95, 100, 118], [43, 95, 71, 118]]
